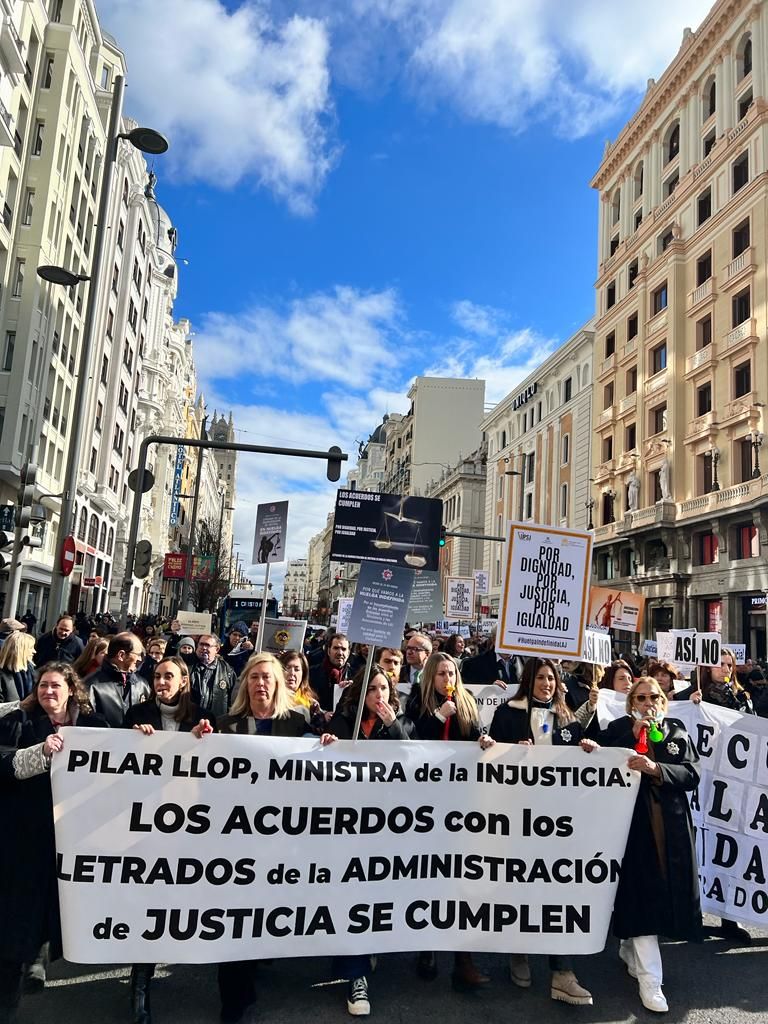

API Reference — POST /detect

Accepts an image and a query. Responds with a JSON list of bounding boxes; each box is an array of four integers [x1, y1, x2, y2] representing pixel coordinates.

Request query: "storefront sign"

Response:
[[169, 446, 185, 527]]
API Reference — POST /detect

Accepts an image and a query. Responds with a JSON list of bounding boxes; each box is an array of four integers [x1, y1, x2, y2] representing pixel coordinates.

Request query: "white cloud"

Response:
[[452, 299, 501, 337], [292, 0, 712, 137], [99, 0, 336, 211], [194, 286, 403, 391]]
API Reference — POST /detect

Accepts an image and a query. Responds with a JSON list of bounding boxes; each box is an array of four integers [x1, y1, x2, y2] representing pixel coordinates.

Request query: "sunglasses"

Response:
[[634, 693, 663, 703]]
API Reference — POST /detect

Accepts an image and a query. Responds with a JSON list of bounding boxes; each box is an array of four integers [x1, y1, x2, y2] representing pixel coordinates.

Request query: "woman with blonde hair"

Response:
[[407, 652, 494, 991], [0, 631, 36, 700]]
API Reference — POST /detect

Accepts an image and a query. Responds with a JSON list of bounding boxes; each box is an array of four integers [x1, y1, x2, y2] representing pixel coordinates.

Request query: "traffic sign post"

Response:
[[60, 536, 77, 577]]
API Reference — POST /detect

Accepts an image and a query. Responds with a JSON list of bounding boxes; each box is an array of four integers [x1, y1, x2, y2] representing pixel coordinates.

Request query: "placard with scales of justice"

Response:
[[331, 490, 443, 572]]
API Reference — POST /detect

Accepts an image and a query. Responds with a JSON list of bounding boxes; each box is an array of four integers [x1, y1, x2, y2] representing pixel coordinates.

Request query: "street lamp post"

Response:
[[41, 74, 168, 619], [748, 430, 764, 479]]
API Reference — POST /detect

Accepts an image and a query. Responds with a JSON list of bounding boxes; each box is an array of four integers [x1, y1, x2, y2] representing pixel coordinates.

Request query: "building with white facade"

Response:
[[424, 444, 487, 581]]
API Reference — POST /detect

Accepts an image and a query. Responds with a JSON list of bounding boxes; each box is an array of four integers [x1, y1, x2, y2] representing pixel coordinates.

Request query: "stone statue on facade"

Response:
[[627, 471, 640, 511], [659, 457, 672, 500]]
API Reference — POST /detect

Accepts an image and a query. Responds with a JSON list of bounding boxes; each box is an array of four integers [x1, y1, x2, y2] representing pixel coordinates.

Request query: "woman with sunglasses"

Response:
[[587, 676, 701, 1013]]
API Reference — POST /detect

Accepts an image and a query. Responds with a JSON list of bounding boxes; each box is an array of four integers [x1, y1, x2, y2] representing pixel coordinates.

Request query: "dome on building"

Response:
[[368, 418, 387, 445], [144, 171, 178, 276]]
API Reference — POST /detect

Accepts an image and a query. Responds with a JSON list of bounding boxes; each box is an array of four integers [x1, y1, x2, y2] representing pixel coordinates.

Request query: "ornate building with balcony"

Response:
[[590, 0, 768, 653]]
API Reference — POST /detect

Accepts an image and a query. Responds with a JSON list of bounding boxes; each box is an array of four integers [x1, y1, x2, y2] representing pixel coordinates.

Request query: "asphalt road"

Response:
[[16, 915, 767, 1024]]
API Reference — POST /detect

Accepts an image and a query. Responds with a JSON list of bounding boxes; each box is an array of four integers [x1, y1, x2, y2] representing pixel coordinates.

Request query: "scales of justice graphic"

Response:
[[372, 495, 429, 568]]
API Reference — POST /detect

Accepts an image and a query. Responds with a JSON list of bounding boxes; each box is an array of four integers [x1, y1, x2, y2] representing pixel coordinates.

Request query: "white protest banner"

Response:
[[52, 730, 640, 963], [336, 598, 354, 635], [724, 643, 747, 664], [473, 569, 490, 594], [465, 684, 508, 730], [174, 611, 213, 635], [480, 618, 496, 635], [583, 629, 612, 667], [595, 693, 768, 928], [498, 522, 592, 659], [657, 631, 721, 668], [445, 576, 475, 620]]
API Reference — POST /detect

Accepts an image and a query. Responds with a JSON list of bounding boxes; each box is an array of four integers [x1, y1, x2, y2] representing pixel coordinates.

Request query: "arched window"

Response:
[[77, 507, 87, 541], [88, 514, 98, 547], [665, 122, 680, 163], [703, 77, 716, 120], [611, 189, 621, 226], [739, 35, 753, 79], [633, 161, 644, 200], [107, 527, 114, 556], [98, 522, 107, 551]]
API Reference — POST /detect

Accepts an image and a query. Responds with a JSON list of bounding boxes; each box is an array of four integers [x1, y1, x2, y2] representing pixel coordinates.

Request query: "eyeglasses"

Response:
[[635, 693, 663, 703], [405, 646, 428, 653]]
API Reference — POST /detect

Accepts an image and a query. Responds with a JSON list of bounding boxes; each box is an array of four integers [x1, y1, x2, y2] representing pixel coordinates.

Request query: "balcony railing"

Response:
[[724, 246, 754, 282], [723, 318, 757, 349], [687, 277, 714, 309], [644, 368, 668, 395], [685, 345, 713, 375]]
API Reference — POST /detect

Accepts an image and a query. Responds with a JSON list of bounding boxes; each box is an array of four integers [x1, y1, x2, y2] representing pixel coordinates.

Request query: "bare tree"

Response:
[[190, 517, 232, 612]]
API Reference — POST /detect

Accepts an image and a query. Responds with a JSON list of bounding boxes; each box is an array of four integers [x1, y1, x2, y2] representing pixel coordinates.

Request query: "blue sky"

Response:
[[98, 0, 713, 594]]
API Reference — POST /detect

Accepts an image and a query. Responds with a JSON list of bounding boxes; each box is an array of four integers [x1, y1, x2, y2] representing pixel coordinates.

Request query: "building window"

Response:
[[650, 403, 667, 435], [107, 527, 114, 555], [43, 55, 54, 89], [659, 228, 674, 252], [737, 524, 759, 559], [32, 121, 44, 156], [563, 377, 572, 402], [602, 435, 613, 462], [733, 152, 749, 193], [704, 79, 716, 119], [650, 341, 667, 375], [606, 281, 616, 310], [21, 189, 34, 227], [737, 439, 753, 483], [605, 332, 615, 357], [696, 250, 712, 285], [603, 382, 614, 410], [611, 190, 620, 225], [732, 288, 750, 327], [99, 522, 107, 550], [526, 452, 535, 484], [625, 422, 636, 451], [627, 259, 638, 289], [733, 218, 750, 257], [627, 313, 638, 340], [703, 129, 716, 157], [626, 365, 637, 394], [738, 88, 753, 122], [634, 209, 643, 231], [651, 282, 667, 317], [696, 314, 712, 350], [77, 507, 87, 541], [734, 361, 751, 398], [666, 122, 680, 163], [560, 483, 568, 519], [609, 234, 619, 257], [88, 514, 98, 547], [696, 382, 712, 416], [663, 172, 678, 198], [12, 259, 25, 298], [561, 434, 570, 465], [698, 531, 719, 565], [95, 401, 103, 431], [634, 162, 644, 199]]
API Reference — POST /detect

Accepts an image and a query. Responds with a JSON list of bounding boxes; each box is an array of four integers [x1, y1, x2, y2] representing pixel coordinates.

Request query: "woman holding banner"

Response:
[[489, 658, 594, 1006], [194, 652, 333, 1023], [589, 676, 701, 1013], [408, 652, 495, 991], [0, 663, 108, 1022], [689, 648, 754, 714]]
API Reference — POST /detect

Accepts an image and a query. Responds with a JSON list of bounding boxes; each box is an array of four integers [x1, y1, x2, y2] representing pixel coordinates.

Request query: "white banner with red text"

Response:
[[52, 730, 639, 963]]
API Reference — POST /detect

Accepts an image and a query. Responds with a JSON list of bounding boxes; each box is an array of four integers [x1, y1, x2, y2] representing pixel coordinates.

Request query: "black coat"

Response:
[[216, 709, 308, 737], [309, 658, 352, 712], [189, 657, 238, 719], [0, 706, 107, 962], [124, 698, 211, 733], [409, 689, 481, 742], [86, 661, 151, 727], [460, 648, 518, 687], [33, 630, 84, 668], [599, 716, 702, 941], [489, 698, 583, 745], [326, 709, 415, 741]]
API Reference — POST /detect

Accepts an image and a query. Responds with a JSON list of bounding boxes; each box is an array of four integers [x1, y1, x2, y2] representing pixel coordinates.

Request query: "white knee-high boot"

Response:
[[631, 935, 667, 1013]]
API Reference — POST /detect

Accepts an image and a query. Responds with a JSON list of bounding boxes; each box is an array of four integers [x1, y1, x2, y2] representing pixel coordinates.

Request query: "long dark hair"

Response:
[[31, 661, 92, 714], [340, 664, 400, 719], [512, 657, 571, 728]]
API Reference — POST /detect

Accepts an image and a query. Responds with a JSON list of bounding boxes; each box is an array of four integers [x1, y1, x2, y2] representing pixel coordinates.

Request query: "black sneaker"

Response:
[[347, 976, 370, 1016], [720, 920, 752, 943]]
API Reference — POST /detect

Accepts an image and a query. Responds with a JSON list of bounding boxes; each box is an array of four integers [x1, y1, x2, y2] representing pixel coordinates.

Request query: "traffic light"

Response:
[[439, 526, 447, 547], [133, 540, 153, 578], [18, 462, 38, 529], [0, 529, 14, 571]]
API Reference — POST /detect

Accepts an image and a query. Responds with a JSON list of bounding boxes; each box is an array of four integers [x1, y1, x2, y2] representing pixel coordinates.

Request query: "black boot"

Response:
[[23, 943, 49, 993], [130, 964, 155, 1024]]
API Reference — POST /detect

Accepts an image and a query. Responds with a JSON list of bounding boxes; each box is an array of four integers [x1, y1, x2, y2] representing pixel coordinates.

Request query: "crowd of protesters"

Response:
[[0, 613, 762, 1024]]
